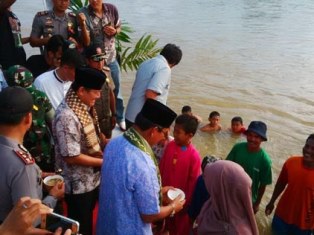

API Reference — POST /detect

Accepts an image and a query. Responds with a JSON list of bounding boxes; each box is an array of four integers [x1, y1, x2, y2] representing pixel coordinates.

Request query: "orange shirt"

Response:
[[275, 156, 314, 229]]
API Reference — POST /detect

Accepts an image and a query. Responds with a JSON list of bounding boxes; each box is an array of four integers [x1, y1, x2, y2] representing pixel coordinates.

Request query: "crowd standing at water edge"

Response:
[[0, 0, 314, 234]]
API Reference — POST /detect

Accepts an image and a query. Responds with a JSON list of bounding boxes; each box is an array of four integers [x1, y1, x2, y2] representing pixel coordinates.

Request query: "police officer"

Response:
[[29, 0, 77, 49], [0, 0, 28, 69], [0, 87, 64, 226], [6, 65, 56, 172]]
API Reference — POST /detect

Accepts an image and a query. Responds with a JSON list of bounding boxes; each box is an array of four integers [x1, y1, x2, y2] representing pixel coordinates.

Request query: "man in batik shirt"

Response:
[[53, 67, 105, 235]]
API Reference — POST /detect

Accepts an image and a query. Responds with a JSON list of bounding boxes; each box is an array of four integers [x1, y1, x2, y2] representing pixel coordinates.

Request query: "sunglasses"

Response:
[[91, 55, 105, 62]]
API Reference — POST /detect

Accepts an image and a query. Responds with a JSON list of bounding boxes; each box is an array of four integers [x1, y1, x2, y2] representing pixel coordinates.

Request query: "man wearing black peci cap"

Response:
[[53, 67, 105, 235], [97, 99, 186, 235], [226, 121, 272, 214], [0, 87, 64, 228]]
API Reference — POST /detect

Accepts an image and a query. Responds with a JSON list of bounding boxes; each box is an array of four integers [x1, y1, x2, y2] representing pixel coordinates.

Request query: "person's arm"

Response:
[[109, 88, 116, 129], [29, 36, 50, 47], [141, 196, 185, 223], [63, 153, 103, 167], [199, 124, 209, 132], [0, 197, 70, 234], [253, 185, 266, 214], [186, 152, 201, 206], [265, 163, 288, 215], [77, 12, 90, 47], [145, 89, 159, 100], [29, 13, 50, 47], [265, 181, 286, 215], [21, 37, 30, 44]]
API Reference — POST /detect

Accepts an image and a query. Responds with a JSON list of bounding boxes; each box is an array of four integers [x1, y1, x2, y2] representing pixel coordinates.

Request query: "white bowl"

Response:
[[43, 175, 64, 189], [167, 188, 185, 201]]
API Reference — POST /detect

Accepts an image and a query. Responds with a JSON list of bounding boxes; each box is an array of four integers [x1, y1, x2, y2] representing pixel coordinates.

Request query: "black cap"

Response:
[[245, 121, 268, 141], [0, 86, 33, 116], [83, 44, 105, 59], [73, 67, 106, 90], [139, 99, 177, 128]]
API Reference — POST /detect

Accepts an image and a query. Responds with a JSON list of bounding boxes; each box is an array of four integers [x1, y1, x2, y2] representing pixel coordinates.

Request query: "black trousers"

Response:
[[125, 118, 134, 130], [65, 187, 98, 235]]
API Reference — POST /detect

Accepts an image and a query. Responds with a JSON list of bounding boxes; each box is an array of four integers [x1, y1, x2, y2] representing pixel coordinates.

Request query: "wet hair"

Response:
[[160, 44, 182, 66], [231, 116, 243, 124], [201, 155, 221, 173], [181, 105, 192, 114], [306, 134, 314, 142], [46, 35, 66, 53], [175, 114, 199, 135], [209, 111, 220, 119]]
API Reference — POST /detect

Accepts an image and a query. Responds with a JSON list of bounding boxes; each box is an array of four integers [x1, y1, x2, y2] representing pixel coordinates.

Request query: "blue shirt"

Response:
[[96, 135, 160, 235], [125, 55, 171, 123]]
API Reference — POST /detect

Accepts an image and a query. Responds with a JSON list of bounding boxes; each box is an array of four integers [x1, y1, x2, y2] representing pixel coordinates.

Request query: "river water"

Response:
[[13, 0, 314, 233]]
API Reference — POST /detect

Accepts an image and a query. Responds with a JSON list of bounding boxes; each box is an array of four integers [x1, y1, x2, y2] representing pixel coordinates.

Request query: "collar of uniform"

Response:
[[51, 10, 67, 21], [53, 69, 66, 83]]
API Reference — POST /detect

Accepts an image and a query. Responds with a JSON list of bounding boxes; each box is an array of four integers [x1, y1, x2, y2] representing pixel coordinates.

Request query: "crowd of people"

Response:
[[1, 0, 314, 235]]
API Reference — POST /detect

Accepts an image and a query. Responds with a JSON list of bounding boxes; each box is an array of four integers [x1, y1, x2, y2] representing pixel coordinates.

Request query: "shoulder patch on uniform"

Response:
[[68, 12, 76, 17], [13, 149, 35, 165], [36, 11, 49, 16]]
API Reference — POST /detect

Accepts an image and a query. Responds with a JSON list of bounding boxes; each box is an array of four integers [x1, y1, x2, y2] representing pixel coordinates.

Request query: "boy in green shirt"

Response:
[[226, 121, 272, 214]]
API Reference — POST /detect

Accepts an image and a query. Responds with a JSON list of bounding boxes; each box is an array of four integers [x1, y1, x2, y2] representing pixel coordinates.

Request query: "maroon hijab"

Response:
[[197, 160, 258, 235]]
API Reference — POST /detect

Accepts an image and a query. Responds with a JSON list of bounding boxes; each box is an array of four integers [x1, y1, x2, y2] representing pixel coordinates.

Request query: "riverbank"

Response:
[[12, 1, 314, 234]]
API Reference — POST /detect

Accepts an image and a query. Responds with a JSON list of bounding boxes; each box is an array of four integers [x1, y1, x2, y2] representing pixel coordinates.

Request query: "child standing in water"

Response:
[[200, 111, 222, 132], [160, 114, 201, 235]]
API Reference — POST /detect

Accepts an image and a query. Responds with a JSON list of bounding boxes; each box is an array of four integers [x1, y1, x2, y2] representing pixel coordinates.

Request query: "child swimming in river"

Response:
[[200, 111, 222, 132], [229, 116, 246, 134], [181, 105, 202, 122]]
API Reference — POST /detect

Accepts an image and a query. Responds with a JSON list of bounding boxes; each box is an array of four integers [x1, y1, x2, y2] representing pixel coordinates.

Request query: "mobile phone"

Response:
[[41, 212, 80, 235]]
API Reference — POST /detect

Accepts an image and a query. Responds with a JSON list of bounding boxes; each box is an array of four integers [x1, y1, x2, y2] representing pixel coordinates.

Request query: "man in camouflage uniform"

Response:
[[29, 0, 77, 50], [5, 65, 55, 172]]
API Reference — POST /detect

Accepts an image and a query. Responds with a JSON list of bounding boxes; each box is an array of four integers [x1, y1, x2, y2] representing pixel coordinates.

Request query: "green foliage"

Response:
[[69, 0, 88, 12], [68, 0, 161, 72], [120, 34, 161, 72]]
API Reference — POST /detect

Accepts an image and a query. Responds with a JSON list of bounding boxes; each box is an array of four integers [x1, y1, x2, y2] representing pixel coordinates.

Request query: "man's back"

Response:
[[125, 55, 171, 123], [97, 135, 160, 235]]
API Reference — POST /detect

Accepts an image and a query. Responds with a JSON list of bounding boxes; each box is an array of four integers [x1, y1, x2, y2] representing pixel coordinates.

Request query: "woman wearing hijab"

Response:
[[197, 160, 259, 235]]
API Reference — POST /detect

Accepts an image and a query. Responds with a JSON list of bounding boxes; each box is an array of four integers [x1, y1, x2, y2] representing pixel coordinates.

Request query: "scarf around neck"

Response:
[[124, 127, 162, 205], [65, 88, 102, 155]]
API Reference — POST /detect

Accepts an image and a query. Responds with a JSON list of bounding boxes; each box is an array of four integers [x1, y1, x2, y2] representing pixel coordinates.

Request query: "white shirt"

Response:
[[34, 69, 72, 110]]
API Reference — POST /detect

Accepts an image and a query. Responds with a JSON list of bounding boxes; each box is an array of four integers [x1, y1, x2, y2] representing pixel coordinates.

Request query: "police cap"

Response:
[[0, 87, 33, 116]]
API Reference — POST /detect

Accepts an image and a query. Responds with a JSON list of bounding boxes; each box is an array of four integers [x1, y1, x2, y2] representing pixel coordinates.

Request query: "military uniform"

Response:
[[31, 10, 77, 41], [25, 86, 55, 172], [6, 65, 55, 172]]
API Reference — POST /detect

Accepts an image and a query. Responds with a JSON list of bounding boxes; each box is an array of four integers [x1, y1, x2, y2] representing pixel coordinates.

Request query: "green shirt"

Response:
[[226, 142, 272, 203]]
